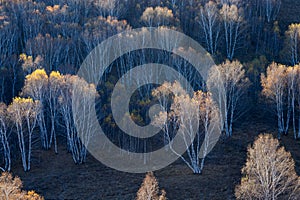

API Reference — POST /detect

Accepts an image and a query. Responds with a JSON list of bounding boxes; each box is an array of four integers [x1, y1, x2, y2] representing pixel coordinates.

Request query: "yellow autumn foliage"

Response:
[[261, 62, 287, 99], [25, 69, 48, 82]]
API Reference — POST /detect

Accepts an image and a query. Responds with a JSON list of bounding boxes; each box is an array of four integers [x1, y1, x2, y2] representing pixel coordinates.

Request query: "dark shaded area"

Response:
[[95, 48, 204, 153]]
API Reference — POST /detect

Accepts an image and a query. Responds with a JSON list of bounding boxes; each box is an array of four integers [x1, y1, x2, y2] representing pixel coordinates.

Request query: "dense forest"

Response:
[[1, 0, 300, 199]]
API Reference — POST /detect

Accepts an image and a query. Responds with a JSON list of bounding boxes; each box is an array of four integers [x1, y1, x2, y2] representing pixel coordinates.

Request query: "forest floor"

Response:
[[10, 104, 300, 200]]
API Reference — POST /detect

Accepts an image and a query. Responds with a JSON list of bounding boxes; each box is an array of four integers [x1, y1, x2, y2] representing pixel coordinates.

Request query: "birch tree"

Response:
[[82, 16, 131, 55], [0, 103, 10, 171], [59, 75, 76, 160], [286, 66, 297, 139], [20, 53, 43, 75], [94, 0, 126, 18], [59, 75, 98, 164], [153, 82, 220, 174], [285, 24, 300, 66], [261, 62, 287, 138], [0, 1, 20, 56], [7, 97, 39, 171], [220, 3, 245, 60], [207, 60, 249, 137], [0, 67, 8, 103], [249, 0, 281, 23], [22, 69, 49, 149], [235, 134, 300, 200], [72, 76, 98, 164], [47, 71, 63, 154], [25, 34, 67, 73], [152, 81, 189, 147], [193, 91, 220, 172], [140, 6, 176, 27], [197, 1, 221, 55], [296, 65, 300, 138], [264, 0, 281, 23]]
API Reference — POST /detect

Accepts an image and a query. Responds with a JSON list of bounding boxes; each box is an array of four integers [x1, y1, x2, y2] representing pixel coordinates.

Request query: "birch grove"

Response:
[[261, 62, 287, 138], [7, 97, 39, 171], [0, 0, 299, 192], [207, 60, 249, 137], [59, 75, 97, 164], [261, 63, 300, 139], [140, 6, 175, 27], [285, 24, 300, 66], [71, 76, 98, 164], [264, 0, 281, 23], [22, 69, 49, 150], [220, 3, 244, 60], [197, 1, 221, 56], [152, 81, 220, 174]]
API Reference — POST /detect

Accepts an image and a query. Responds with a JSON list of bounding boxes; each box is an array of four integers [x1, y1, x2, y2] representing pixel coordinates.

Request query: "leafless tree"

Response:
[[285, 24, 300, 66], [197, 1, 221, 56], [220, 2, 245, 60], [25, 34, 67, 73], [0, 103, 10, 171], [286, 66, 298, 139], [94, 0, 128, 18], [264, 0, 281, 23], [82, 15, 131, 57], [296, 66, 300, 138]]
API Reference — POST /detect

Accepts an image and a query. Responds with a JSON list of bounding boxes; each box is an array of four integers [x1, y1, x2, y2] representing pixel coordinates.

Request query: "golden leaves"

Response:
[[49, 71, 61, 79], [45, 4, 67, 13], [261, 62, 300, 100], [25, 69, 48, 81], [287, 23, 300, 37]]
